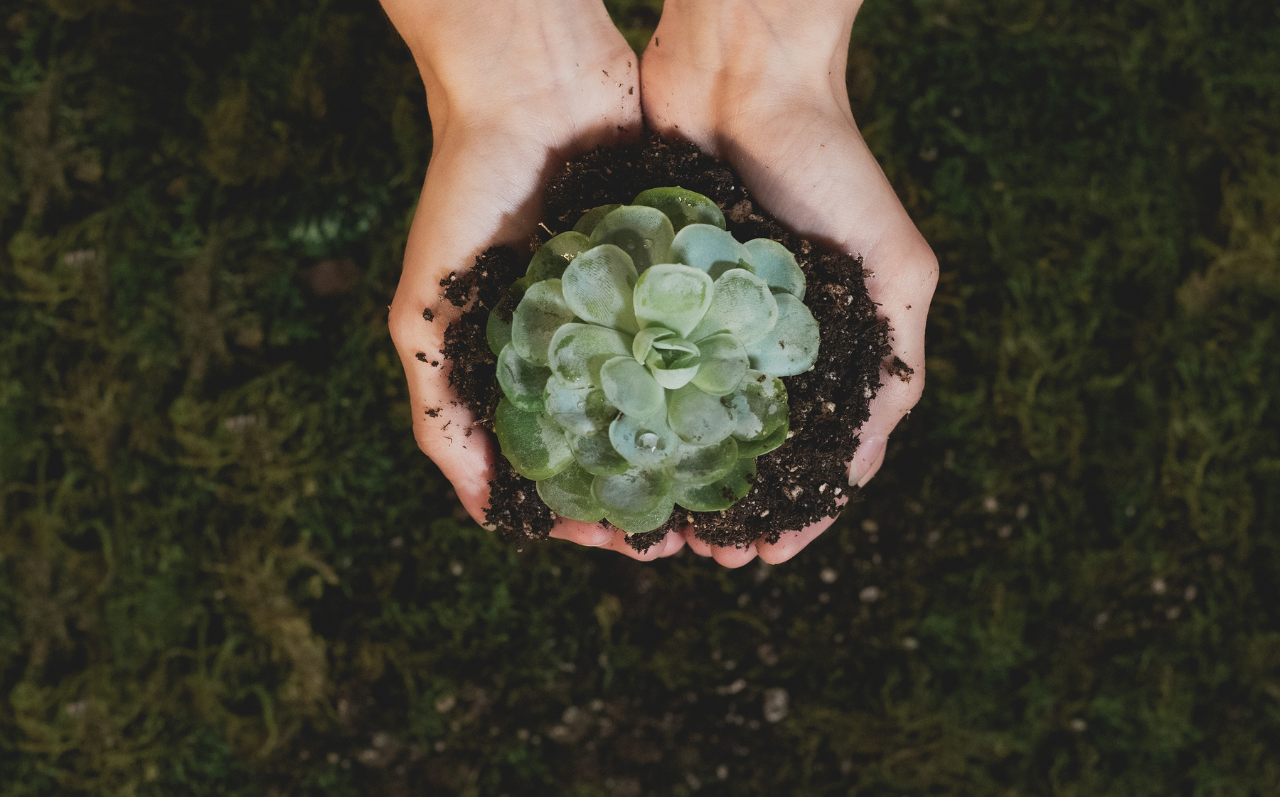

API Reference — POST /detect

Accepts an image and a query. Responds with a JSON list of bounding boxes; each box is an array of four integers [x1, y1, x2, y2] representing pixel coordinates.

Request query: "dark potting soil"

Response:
[[438, 133, 891, 553]]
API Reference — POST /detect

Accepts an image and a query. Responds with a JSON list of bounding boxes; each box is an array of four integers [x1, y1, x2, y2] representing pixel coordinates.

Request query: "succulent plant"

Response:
[[486, 187, 821, 534]]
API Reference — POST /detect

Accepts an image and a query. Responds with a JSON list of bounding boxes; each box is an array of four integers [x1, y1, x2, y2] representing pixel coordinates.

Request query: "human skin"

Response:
[[382, 0, 936, 565], [641, 0, 938, 567]]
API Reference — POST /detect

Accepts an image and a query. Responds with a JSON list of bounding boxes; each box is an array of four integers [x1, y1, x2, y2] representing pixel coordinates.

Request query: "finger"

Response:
[[595, 530, 682, 562], [549, 519, 615, 548], [682, 529, 716, 558], [711, 543, 758, 569], [659, 532, 687, 558], [392, 316, 496, 524], [756, 515, 838, 565]]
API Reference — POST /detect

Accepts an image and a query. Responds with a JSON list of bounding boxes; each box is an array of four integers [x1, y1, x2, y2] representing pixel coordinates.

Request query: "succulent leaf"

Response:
[[536, 462, 607, 522], [486, 311, 511, 357], [726, 370, 788, 441], [689, 332, 749, 395], [744, 238, 807, 300], [589, 205, 674, 272], [632, 326, 675, 364], [593, 467, 673, 517], [494, 398, 573, 481], [672, 457, 757, 512], [671, 436, 739, 486], [600, 356, 664, 418], [632, 187, 726, 233], [545, 376, 616, 435], [606, 495, 677, 535], [734, 413, 790, 458], [609, 411, 681, 470], [573, 204, 622, 236], [745, 292, 821, 376], [527, 232, 591, 282], [669, 224, 751, 276], [561, 244, 639, 333], [496, 344, 551, 412], [486, 278, 531, 355], [633, 263, 714, 337], [511, 279, 575, 365], [644, 334, 701, 389], [667, 382, 735, 446], [566, 431, 630, 476], [690, 269, 778, 345], [548, 323, 633, 387]]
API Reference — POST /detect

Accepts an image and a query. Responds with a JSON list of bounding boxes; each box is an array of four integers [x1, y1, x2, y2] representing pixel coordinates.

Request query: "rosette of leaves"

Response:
[[487, 187, 820, 534]]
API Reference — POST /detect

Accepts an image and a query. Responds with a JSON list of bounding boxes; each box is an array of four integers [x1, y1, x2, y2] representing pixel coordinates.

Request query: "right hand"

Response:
[[640, 0, 939, 567]]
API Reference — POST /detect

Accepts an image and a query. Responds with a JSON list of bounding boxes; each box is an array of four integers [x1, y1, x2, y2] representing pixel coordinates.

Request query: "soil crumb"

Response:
[[441, 133, 890, 551]]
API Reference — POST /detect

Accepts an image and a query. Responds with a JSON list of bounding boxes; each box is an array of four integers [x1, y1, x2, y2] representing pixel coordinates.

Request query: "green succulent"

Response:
[[487, 187, 821, 534]]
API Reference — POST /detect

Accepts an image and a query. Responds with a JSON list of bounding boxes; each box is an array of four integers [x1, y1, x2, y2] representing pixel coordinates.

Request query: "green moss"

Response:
[[0, 0, 1277, 795]]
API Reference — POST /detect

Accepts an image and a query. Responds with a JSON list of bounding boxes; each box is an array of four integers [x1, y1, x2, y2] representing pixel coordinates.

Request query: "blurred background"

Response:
[[1, 0, 1277, 794]]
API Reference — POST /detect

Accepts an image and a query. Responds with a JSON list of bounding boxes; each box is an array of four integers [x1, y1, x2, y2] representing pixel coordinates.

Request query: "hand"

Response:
[[382, 0, 686, 560], [640, 0, 939, 567]]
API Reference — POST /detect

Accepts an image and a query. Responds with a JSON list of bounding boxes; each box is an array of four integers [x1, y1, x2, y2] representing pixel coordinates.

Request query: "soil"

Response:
[[438, 133, 891, 553]]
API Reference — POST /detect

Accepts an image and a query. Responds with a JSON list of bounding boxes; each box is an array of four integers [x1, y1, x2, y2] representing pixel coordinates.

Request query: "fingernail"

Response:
[[849, 437, 887, 487]]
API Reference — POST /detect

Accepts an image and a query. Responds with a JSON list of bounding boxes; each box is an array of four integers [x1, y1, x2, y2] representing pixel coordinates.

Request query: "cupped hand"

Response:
[[381, 0, 685, 560], [640, 0, 939, 567]]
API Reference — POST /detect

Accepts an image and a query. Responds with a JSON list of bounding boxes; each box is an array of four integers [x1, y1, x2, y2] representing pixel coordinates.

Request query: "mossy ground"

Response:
[[1, 1, 1277, 795]]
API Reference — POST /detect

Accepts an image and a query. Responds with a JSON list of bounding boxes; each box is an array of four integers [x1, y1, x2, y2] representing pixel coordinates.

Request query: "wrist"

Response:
[[381, 0, 637, 141], [649, 0, 857, 95]]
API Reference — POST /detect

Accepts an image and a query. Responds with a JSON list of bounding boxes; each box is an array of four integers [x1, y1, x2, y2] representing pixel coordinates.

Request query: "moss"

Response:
[[0, 0, 1277, 795]]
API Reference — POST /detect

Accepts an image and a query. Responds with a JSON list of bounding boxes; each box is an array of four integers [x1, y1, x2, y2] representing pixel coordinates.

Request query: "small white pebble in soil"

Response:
[[820, 567, 837, 584], [449, 561, 463, 576], [1016, 503, 1029, 520], [1166, 606, 1182, 620], [819, 483, 828, 493], [998, 525, 1013, 539], [1184, 585, 1197, 602], [1151, 578, 1167, 595], [1070, 718, 1088, 733], [983, 496, 999, 513], [902, 636, 920, 650], [717, 765, 729, 780], [759, 510, 770, 517], [859, 586, 881, 603]]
